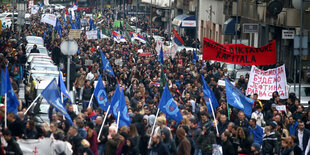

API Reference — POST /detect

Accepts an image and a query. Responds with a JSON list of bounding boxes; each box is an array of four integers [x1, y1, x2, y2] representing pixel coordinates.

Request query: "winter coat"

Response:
[[196, 132, 217, 154], [162, 128, 177, 155], [248, 125, 264, 145], [262, 132, 280, 154], [5, 138, 23, 155], [150, 141, 171, 155], [177, 137, 191, 155], [105, 134, 124, 155], [222, 140, 236, 155]]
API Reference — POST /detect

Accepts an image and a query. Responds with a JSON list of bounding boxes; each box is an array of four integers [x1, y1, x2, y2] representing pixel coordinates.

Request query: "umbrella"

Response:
[[138, 52, 152, 57]]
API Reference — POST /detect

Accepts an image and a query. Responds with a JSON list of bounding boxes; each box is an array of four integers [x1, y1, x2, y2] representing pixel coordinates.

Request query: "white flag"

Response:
[[17, 138, 72, 155]]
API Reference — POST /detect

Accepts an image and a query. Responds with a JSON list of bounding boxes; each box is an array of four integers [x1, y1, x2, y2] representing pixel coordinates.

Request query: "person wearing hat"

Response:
[[86, 122, 98, 155], [250, 143, 261, 155]]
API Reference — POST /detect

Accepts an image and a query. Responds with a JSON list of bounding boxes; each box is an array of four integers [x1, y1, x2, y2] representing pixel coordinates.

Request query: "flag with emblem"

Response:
[[225, 78, 254, 118], [99, 49, 115, 77], [58, 69, 72, 109], [110, 84, 130, 128], [201, 74, 219, 115], [159, 86, 183, 122], [41, 78, 73, 125], [112, 31, 127, 43], [172, 27, 184, 46], [93, 75, 109, 112], [1, 67, 19, 114]]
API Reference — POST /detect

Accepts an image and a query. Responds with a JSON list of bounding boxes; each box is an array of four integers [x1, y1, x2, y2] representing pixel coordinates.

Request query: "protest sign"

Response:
[[41, 14, 57, 27], [44, 0, 49, 6], [69, 29, 81, 39], [246, 65, 288, 100], [28, 0, 34, 9], [276, 105, 287, 113], [203, 38, 276, 65], [86, 30, 98, 40]]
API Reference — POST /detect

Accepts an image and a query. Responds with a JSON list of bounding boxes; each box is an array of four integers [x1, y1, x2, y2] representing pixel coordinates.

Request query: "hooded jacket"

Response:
[[162, 127, 177, 155]]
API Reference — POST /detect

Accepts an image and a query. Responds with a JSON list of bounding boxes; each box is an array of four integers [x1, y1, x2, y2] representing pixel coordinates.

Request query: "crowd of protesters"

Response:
[[1, 4, 310, 155]]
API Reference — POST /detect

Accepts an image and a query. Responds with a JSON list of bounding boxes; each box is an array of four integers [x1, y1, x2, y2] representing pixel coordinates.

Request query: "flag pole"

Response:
[[88, 94, 94, 108], [97, 105, 110, 140], [148, 108, 160, 148], [24, 94, 41, 115], [116, 111, 120, 130], [209, 98, 219, 135], [4, 93, 7, 128], [61, 92, 65, 120], [226, 101, 230, 121]]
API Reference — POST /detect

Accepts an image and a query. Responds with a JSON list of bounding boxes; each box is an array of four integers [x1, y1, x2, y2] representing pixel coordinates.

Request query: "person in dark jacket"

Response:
[[295, 121, 310, 153], [221, 131, 236, 155], [81, 139, 94, 155], [105, 124, 124, 155], [7, 113, 24, 138], [262, 126, 280, 155], [82, 80, 93, 110], [25, 119, 38, 139], [234, 111, 249, 128], [236, 127, 253, 154], [3, 130, 23, 155], [30, 44, 39, 53], [149, 134, 170, 155], [197, 124, 217, 155], [161, 127, 177, 155], [68, 126, 83, 155]]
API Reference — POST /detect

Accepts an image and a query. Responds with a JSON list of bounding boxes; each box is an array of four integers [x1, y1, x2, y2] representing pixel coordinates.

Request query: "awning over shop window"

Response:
[[222, 17, 240, 35], [172, 14, 196, 28]]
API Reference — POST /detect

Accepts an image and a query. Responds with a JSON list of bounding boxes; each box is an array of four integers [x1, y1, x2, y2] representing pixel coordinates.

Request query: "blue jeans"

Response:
[[98, 143, 105, 155], [82, 100, 89, 110]]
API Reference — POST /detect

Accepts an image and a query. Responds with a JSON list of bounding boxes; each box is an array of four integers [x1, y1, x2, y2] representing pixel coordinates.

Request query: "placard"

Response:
[[246, 65, 288, 100], [69, 29, 81, 39], [86, 30, 97, 40]]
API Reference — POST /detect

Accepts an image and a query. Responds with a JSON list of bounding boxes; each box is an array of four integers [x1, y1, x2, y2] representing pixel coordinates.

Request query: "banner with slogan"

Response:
[[28, 0, 34, 9], [203, 38, 276, 65], [156, 40, 177, 60], [41, 14, 57, 27], [44, 0, 49, 6], [17, 138, 72, 155], [246, 65, 288, 100], [86, 30, 98, 40], [69, 29, 81, 39]]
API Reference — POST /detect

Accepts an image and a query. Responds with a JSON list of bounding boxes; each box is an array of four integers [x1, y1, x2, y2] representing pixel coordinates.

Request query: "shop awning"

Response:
[[222, 17, 240, 35], [172, 14, 196, 28]]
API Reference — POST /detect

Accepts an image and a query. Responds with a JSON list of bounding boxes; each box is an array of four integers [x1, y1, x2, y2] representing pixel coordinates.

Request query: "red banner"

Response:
[[203, 38, 276, 65]]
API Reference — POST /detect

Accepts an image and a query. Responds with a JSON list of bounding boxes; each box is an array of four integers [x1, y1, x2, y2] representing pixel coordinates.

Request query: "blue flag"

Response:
[[93, 75, 109, 111], [1, 67, 19, 113], [41, 78, 73, 125], [110, 84, 130, 128], [201, 75, 219, 115], [89, 19, 93, 30], [38, 2, 43, 11], [193, 50, 198, 64], [43, 31, 46, 41], [99, 50, 115, 77], [58, 69, 72, 108], [159, 86, 183, 122], [159, 46, 164, 64], [55, 19, 62, 38], [0, 69, 6, 96], [225, 78, 254, 118]]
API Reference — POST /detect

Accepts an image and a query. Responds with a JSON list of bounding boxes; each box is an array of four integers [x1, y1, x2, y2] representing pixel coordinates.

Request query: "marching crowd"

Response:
[[1, 4, 310, 155]]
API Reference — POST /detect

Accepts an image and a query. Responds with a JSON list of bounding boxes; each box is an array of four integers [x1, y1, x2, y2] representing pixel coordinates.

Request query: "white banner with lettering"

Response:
[[17, 138, 72, 155], [41, 14, 57, 27], [246, 65, 288, 100], [86, 30, 98, 40], [44, 0, 49, 6]]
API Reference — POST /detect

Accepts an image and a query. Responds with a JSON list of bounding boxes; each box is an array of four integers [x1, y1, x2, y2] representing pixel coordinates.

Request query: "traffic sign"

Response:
[[243, 23, 259, 33], [282, 30, 295, 39], [60, 39, 78, 56]]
